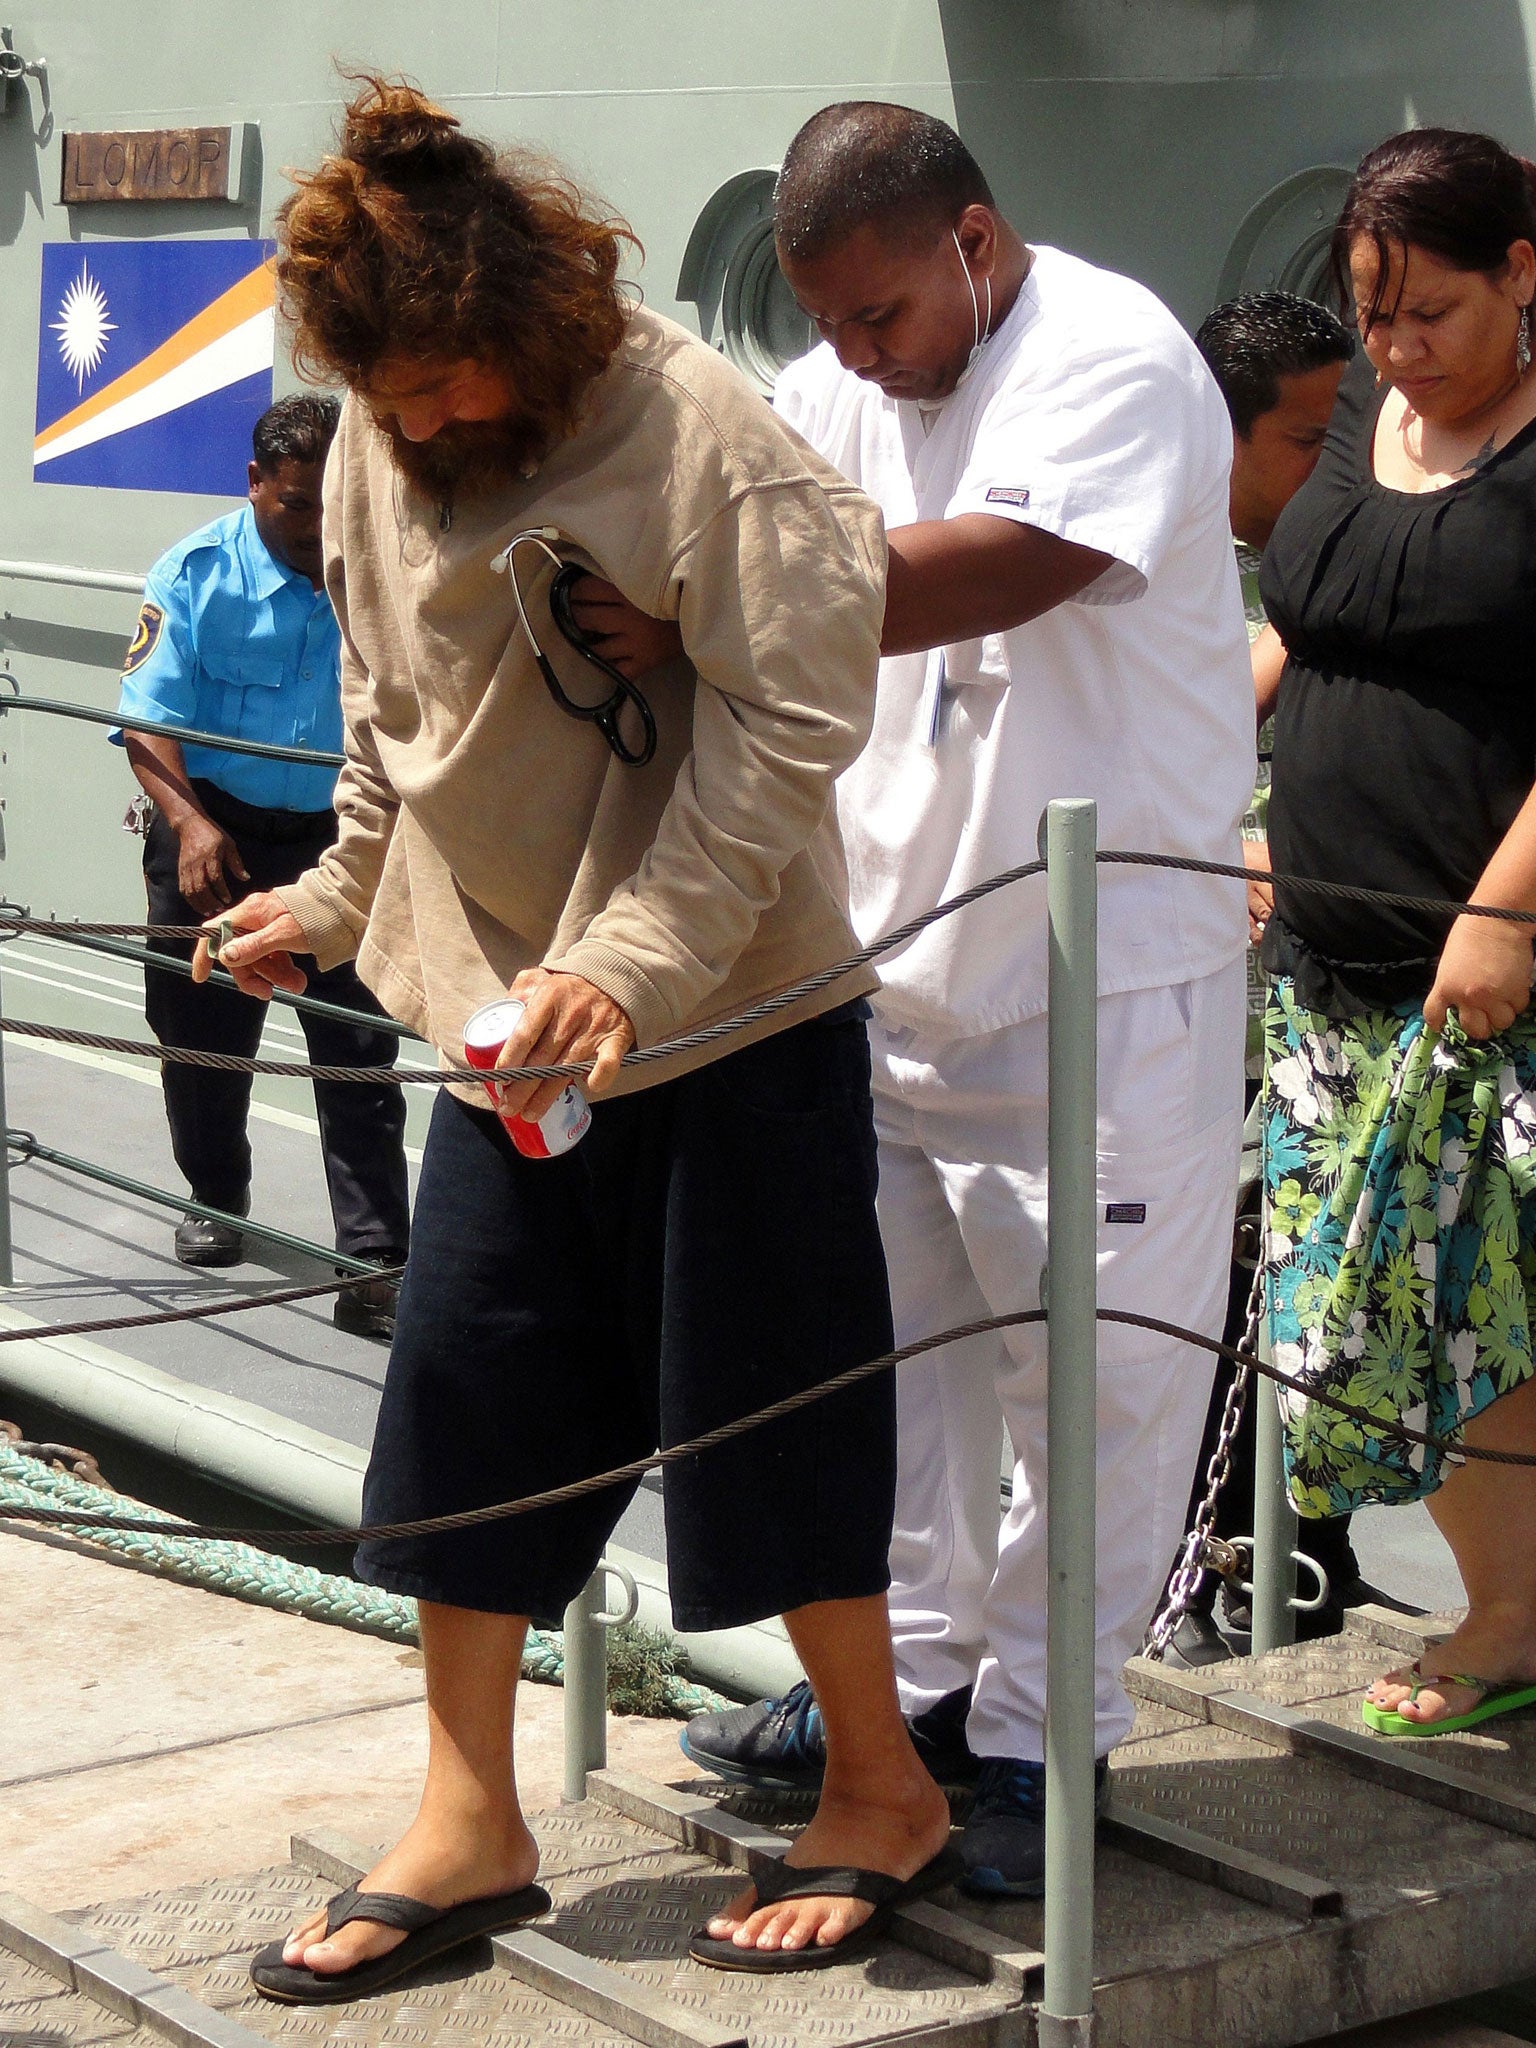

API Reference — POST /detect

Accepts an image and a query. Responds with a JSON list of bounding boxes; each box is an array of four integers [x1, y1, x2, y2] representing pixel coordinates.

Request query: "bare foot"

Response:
[[1366, 1614, 1536, 1728], [705, 1775, 951, 1955], [281, 1816, 540, 1978], [1365, 1663, 1488, 1726]]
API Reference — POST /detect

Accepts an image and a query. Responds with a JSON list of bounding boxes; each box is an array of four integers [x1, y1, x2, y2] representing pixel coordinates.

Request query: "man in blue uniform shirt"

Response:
[[116, 395, 410, 1335]]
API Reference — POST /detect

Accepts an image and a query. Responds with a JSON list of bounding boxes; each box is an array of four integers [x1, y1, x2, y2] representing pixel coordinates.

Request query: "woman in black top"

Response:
[[1257, 128, 1536, 1739]]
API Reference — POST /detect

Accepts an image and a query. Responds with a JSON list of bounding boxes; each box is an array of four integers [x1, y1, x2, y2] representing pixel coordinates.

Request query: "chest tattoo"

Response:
[[1455, 432, 1500, 477]]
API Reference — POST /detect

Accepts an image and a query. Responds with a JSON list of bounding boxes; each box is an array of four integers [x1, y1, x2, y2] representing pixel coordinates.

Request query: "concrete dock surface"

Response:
[[1, 1522, 685, 1913]]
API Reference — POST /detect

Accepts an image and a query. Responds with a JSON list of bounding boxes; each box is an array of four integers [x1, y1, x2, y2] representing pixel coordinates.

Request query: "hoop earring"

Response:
[[1519, 303, 1531, 376]]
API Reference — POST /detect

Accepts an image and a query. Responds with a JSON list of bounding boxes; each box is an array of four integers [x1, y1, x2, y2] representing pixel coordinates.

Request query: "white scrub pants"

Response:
[[873, 958, 1246, 1762]]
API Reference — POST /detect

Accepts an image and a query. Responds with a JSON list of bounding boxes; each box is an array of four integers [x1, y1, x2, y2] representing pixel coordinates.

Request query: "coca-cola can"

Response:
[[462, 998, 592, 1159]]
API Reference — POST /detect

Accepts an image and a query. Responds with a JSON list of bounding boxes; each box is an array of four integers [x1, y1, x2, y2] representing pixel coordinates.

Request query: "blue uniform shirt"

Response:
[[114, 502, 342, 813]]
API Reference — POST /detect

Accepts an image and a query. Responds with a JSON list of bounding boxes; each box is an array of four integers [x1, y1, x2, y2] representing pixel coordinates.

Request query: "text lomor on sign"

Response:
[[61, 127, 248, 205]]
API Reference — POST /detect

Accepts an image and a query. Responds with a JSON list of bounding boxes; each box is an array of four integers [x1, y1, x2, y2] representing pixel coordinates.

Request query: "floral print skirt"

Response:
[[1262, 977, 1536, 1515]]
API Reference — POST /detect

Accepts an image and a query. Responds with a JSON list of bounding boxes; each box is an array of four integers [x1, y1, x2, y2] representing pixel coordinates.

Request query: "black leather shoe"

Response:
[[959, 1756, 1110, 1899], [333, 1267, 402, 1343], [680, 1679, 981, 1793], [174, 1208, 247, 1267], [1339, 1576, 1430, 1618], [1164, 1609, 1235, 1668]]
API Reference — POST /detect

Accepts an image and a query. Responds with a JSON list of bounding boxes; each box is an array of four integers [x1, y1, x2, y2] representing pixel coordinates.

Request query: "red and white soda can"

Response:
[[462, 998, 592, 1160]]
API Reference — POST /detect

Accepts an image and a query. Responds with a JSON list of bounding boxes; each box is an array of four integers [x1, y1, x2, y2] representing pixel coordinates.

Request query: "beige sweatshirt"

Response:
[[276, 308, 886, 1097]]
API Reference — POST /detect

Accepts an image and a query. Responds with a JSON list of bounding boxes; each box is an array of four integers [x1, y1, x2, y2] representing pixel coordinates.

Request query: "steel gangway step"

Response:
[[5, 1606, 1536, 2048]]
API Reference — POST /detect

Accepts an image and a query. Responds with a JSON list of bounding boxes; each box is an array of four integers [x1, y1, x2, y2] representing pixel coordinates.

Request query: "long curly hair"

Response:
[[276, 75, 638, 461]]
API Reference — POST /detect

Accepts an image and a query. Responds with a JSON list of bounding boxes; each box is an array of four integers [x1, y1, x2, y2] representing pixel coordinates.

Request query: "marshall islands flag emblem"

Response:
[[33, 241, 275, 494]]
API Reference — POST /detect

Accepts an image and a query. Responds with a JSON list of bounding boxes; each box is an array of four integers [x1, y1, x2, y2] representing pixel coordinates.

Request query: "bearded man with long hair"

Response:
[[210, 76, 955, 2000]]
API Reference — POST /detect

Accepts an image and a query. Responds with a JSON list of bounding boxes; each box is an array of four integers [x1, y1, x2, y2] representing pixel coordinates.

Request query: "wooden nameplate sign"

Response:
[[61, 125, 253, 204]]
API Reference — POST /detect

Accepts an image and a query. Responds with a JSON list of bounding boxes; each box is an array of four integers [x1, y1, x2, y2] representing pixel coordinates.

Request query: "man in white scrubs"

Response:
[[659, 102, 1255, 1895]]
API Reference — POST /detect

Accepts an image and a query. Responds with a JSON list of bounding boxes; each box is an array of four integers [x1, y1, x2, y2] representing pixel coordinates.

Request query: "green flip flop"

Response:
[[1361, 1659, 1536, 1738]]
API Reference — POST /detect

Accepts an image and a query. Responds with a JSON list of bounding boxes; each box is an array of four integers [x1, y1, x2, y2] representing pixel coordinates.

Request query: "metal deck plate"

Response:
[[69, 1865, 639, 2048], [0, 1944, 164, 2048], [10, 1623, 1536, 2048], [61, 1822, 1005, 2048], [511, 1801, 1001, 2046], [1129, 1631, 1536, 1820]]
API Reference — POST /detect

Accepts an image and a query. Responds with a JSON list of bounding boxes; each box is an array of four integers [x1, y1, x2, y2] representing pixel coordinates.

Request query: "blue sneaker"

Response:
[[680, 1679, 827, 1790], [959, 1756, 1110, 1899], [681, 1680, 982, 1793]]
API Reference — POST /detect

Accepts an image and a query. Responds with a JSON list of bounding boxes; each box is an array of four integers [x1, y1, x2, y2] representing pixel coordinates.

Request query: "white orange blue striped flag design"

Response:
[[34, 241, 275, 495]]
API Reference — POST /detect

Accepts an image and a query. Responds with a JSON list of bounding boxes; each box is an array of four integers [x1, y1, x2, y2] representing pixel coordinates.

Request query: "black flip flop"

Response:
[[249, 1881, 552, 2005], [688, 1845, 962, 1973]]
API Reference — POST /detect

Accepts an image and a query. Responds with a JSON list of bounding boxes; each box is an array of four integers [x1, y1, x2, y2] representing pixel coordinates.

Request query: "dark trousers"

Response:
[[355, 1001, 897, 1632], [143, 782, 410, 1259]]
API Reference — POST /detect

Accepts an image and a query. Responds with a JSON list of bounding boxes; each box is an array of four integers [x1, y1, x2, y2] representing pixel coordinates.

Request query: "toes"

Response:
[[731, 1896, 875, 1953], [765, 1905, 813, 1954], [708, 1884, 757, 1940], [280, 1918, 407, 1977], [298, 1927, 405, 1977], [1399, 1686, 1454, 1723], [1388, 1677, 1477, 1726], [741, 1904, 801, 1951], [297, 1938, 347, 1974], [812, 1900, 872, 1949], [282, 1913, 329, 1964], [1367, 1667, 1419, 1711]]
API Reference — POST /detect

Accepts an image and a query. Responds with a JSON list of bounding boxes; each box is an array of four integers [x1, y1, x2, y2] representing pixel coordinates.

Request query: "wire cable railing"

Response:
[[2, 685, 347, 767], [0, 682, 420, 1272]]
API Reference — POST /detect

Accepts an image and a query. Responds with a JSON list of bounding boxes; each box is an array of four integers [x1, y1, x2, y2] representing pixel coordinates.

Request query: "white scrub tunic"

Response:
[[775, 245, 1255, 1759]]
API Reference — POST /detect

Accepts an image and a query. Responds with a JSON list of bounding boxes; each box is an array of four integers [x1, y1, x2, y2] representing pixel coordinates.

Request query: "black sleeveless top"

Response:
[[1259, 354, 1536, 1015]]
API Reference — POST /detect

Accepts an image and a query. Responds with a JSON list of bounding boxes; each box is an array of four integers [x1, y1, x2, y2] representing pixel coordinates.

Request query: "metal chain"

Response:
[[0, 1419, 104, 1486], [1143, 1255, 1262, 1660]]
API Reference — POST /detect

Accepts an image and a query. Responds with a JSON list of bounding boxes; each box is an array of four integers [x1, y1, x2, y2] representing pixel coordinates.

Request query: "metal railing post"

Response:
[[0, 966, 15, 1286], [1040, 798, 1098, 2048], [1250, 1312, 1298, 1654], [562, 1570, 608, 1803]]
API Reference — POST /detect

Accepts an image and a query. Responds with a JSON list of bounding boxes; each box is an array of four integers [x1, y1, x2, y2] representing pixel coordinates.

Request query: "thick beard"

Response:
[[379, 412, 542, 504]]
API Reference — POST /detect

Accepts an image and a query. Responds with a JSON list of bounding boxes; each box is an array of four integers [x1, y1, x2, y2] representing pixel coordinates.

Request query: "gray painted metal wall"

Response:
[[0, 0, 1532, 1111]]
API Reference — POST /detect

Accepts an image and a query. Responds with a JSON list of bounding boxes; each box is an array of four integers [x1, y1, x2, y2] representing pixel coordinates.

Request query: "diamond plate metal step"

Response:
[[1125, 1626, 1536, 1842], [293, 1827, 748, 2048], [0, 1937, 170, 2048], [290, 1815, 1015, 2048], [584, 1768, 1045, 1995], [11, 1651, 1536, 2048], [0, 1890, 275, 2048]]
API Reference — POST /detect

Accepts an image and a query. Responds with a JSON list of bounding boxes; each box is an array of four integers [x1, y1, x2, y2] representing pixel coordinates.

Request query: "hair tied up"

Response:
[[335, 71, 490, 187], [1332, 128, 1536, 325], [277, 72, 637, 456]]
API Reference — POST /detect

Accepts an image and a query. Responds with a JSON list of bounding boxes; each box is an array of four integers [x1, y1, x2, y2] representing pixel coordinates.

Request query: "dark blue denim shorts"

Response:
[[354, 1000, 896, 1631]]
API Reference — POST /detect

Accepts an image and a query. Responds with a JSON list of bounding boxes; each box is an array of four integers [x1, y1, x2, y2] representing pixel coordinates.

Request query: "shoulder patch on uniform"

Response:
[[985, 486, 1031, 508], [123, 601, 165, 676]]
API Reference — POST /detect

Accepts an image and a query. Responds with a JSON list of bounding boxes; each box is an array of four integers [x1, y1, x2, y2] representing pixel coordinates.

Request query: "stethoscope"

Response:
[[491, 528, 659, 768]]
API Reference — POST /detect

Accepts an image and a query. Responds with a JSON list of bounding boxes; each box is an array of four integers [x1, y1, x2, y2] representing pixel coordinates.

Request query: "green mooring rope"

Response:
[[0, 1444, 728, 1719]]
